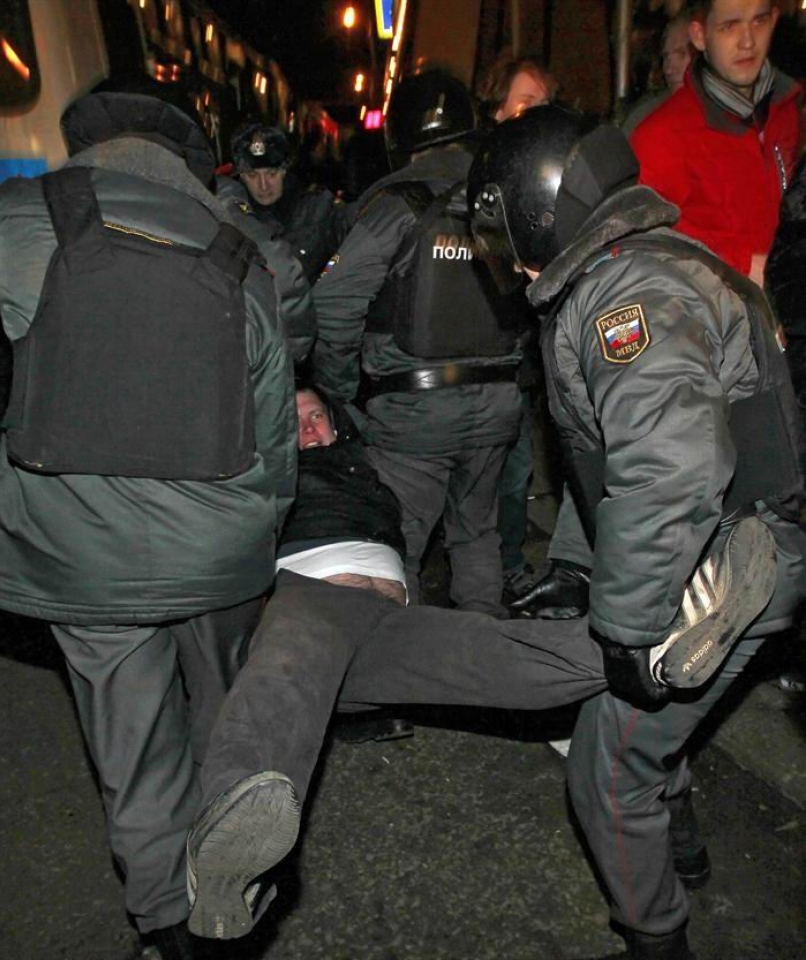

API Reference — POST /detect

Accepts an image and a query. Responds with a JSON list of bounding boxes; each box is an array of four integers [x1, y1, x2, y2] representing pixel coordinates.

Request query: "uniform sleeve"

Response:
[[312, 192, 412, 402], [259, 235, 316, 362], [244, 269, 298, 530], [0, 177, 56, 340], [568, 255, 741, 647], [222, 199, 316, 362]]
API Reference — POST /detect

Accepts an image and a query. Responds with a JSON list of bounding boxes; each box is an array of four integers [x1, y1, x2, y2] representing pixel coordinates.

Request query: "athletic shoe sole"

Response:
[[652, 518, 777, 689], [187, 771, 301, 940]]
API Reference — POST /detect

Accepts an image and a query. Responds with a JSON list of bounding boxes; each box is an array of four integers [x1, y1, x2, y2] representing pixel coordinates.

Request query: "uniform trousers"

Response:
[[51, 597, 264, 933], [567, 507, 804, 935], [548, 485, 594, 569], [498, 389, 536, 576], [367, 444, 509, 617]]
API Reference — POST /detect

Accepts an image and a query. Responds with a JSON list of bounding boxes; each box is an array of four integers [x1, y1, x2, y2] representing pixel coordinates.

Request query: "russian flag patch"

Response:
[[595, 304, 650, 364]]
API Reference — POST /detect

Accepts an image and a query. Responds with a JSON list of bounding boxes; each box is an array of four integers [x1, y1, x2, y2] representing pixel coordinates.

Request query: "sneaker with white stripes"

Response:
[[649, 517, 777, 689]]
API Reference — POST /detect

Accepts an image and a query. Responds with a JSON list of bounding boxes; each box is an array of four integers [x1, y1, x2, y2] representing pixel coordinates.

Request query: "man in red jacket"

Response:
[[630, 0, 801, 285]]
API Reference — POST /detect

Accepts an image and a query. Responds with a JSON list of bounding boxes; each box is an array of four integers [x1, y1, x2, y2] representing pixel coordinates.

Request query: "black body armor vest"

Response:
[[365, 182, 521, 359], [3, 166, 260, 480]]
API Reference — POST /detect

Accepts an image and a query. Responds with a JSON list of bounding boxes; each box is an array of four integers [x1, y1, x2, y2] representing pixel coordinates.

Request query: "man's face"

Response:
[[296, 390, 337, 451], [495, 69, 550, 122], [662, 22, 693, 91], [690, 0, 779, 95], [241, 166, 286, 206]]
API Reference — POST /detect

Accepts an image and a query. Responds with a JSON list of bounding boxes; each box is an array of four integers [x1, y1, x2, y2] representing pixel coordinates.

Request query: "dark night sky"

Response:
[[209, 0, 380, 103]]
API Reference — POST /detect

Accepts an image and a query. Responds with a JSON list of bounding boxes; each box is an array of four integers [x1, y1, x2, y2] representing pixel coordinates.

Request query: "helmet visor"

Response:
[[470, 183, 525, 295]]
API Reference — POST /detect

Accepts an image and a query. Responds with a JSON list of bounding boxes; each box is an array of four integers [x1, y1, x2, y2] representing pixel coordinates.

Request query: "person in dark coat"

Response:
[[767, 150, 806, 421], [0, 79, 297, 960], [313, 70, 523, 618], [217, 122, 350, 283], [766, 150, 806, 692]]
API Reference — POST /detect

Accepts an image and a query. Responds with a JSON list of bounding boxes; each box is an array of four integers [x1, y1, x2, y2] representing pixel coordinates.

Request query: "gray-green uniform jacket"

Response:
[[312, 145, 521, 456], [530, 184, 804, 649], [215, 174, 316, 361], [0, 139, 298, 625]]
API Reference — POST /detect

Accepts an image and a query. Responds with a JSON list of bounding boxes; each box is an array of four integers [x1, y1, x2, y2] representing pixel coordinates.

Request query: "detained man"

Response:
[[181, 383, 774, 948]]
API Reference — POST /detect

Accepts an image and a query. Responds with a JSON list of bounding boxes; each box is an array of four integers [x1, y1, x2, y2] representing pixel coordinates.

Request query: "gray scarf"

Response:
[[700, 58, 776, 120]]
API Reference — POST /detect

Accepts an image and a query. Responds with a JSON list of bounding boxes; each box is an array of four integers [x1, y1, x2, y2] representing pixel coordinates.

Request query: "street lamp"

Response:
[[340, 4, 377, 102]]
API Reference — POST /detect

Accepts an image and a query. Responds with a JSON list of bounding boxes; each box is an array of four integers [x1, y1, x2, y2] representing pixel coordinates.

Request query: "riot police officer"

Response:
[[0, 79, 297, 960], [313, 69, 523, 617], [467, 105, 804, 960]]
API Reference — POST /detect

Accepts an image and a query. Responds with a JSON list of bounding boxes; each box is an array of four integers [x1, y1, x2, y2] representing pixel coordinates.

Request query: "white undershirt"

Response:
[[276, 540, 406, 587]]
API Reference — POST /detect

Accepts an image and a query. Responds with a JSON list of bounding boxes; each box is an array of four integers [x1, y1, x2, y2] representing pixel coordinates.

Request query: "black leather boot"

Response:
[[332, 710, 414, 743], [502, 562, 537, 606], [573, 923, 695, 959], [628, 926, 696, 960], [508, 559, 590, 618], [143, 921, 214, 960], [668, 787, 711, 890]]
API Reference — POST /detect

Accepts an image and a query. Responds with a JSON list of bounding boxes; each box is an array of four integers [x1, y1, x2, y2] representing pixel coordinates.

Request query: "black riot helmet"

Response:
[[385, 69, 476, 168], [467, 104, 639, 289]]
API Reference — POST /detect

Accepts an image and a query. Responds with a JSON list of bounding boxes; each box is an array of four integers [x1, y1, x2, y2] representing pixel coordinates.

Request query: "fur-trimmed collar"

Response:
[[527, 185, 679, 307], [65, 138, 234, 223]]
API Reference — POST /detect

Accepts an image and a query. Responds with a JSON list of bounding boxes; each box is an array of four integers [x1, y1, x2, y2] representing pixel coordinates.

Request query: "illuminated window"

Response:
[[0, 0, 40, 110]]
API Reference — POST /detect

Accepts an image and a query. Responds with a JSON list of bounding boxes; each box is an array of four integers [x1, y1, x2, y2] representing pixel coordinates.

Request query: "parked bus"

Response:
[[0, 0, 291, 183]]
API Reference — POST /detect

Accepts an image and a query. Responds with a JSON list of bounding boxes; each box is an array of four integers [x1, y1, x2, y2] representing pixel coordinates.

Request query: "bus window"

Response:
[[0, 0, 40, 111], [98, 0, 145, 79]]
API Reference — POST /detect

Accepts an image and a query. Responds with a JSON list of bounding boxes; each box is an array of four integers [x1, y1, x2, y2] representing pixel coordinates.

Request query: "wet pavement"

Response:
[[1, 422, 805, 959]]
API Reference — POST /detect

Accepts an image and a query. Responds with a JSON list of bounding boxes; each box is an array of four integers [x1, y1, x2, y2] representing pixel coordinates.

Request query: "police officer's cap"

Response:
[[232, 123, 291, 172]]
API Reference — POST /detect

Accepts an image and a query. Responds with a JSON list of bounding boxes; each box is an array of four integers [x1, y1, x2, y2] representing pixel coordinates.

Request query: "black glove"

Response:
[[595, 634, 670, 709]]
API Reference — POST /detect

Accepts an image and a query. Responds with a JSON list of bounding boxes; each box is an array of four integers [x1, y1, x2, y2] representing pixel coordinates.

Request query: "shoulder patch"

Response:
[[595, 304, 650, 364], [319, 253, 340, 278]]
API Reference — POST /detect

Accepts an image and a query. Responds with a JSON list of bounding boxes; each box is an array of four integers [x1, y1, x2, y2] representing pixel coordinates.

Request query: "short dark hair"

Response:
[[476, 53, 558, 117], [295, 381, 356, 440], [295, 382, 327, 404], [686, 0, 777, 22]]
